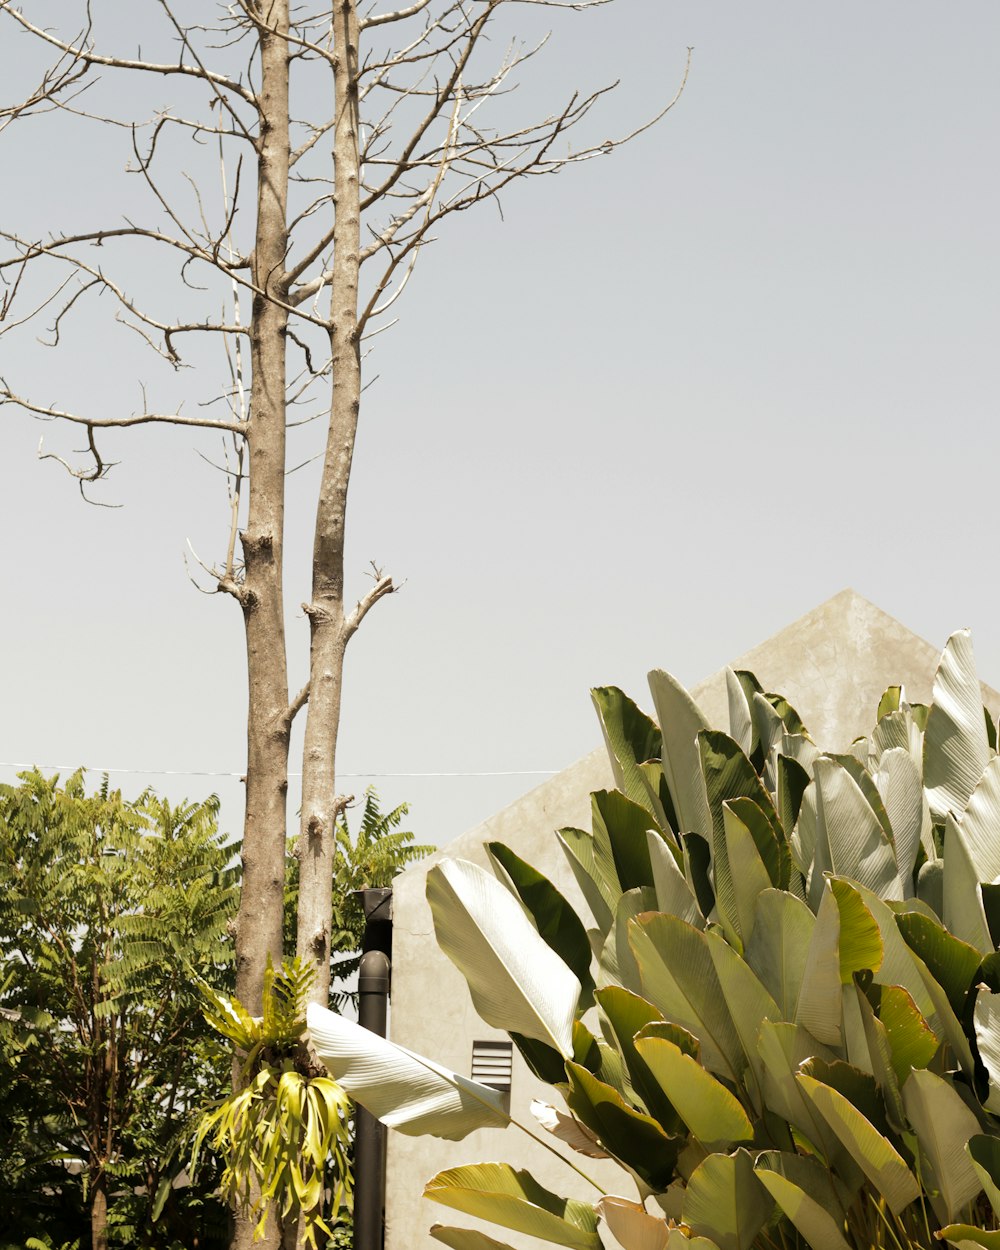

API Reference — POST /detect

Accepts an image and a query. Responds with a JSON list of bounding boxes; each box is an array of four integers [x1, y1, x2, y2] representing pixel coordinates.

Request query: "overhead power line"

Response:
[[0, 761, 560, 781]]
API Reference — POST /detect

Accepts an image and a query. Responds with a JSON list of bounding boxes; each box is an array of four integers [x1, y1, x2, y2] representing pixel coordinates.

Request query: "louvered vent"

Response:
[[471, 1040, 513, 1093]]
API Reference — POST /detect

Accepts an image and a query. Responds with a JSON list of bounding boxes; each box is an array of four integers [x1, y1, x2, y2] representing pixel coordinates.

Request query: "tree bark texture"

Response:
[[236, 0, 293, 1017], [296, 0, 363, 1007]]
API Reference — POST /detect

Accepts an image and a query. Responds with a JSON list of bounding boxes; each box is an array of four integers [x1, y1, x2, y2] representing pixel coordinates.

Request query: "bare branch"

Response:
[[344, 567, 396, 639], [0, 383, 248, 435]]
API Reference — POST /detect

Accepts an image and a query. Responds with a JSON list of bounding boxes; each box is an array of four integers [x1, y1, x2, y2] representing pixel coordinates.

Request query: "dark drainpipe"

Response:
[[354, 887, 392, 1250]]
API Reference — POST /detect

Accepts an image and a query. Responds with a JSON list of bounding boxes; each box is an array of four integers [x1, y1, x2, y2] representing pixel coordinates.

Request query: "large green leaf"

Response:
[[955, 756, 1000, 881], [937, 1227, 1000, 1250], [427, 859, 580, 1056], [943, 814, 993, 954], [776, 754, 812, 837], [592, 790, 660, 894], [307, 1004, 507, 1139], [682, 1150, 773, 1250], [753, 1151, 852, 1250], [714, 801, 773, 947], [757, 1022, 860, 1183], [895, 911, 982, 1015], [628, 912, 743, 1083], [901, 1068, 983, 1222], [855, 988, 907, 1132], [634, 1033, 754, 1150], [795, 887, 843, 1046], [647, 668, 713, 842], [557, 827, 616, 936], [646, 830, 704, 928], [847, 881, 938, 1025], [744, 888, 815, 1019], [828, 878, 883, 982], [486, 842, 594, 1007], [974, 990, 1000, 1115], [967, 1136, 1000, 1217], [564, 1062, 681, 1191], [704, 927, 780, 1103], [924, 630, 992, 823], [698, 730, 783, 865], [726, 669, 754, 757], [425, 1164, 601, 1250], [874, 746, 925, 892], [592, 685, 670, 828], [796, 1073, 920, 1214], [431, 1227, 518, 1250], [812, 757, 902, 907], [595, 986, 682, 1133], [598, 886, 657, 995], [872, 983, 938, 1083]]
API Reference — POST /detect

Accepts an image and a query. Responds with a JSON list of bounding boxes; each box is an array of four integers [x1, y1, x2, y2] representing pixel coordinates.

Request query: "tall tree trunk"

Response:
[[296, 0, 363, 1007], [236, 0, 292, 1017], [233, 6, 291, 1248]]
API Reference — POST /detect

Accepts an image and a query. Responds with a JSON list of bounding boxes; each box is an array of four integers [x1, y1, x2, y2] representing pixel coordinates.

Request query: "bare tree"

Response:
[[0, 2, 688, 1244]]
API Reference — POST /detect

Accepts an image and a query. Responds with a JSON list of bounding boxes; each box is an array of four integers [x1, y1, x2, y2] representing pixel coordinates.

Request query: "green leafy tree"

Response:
[[0, 771, 239, 1250]]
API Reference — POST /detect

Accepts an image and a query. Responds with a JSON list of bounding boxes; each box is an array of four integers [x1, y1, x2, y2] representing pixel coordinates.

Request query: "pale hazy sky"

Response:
[[2, 2, 998, 849]]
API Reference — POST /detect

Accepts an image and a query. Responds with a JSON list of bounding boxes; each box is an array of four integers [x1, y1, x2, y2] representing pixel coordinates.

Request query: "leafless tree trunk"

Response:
[[0, 0, 689, 1240]]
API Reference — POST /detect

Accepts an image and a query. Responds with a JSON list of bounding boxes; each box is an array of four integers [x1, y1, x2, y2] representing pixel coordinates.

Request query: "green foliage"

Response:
[[325, 631, 1000, 1250], [0, 770, 237, 1249], [194, 958, 352, 1248]]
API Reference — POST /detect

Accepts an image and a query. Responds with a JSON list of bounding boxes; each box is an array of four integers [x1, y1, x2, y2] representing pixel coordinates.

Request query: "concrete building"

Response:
[[384, 590, 1000, 1249]]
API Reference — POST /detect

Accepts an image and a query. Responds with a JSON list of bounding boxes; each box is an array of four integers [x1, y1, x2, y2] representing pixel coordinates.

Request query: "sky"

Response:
[[1, 1, 998, 852]]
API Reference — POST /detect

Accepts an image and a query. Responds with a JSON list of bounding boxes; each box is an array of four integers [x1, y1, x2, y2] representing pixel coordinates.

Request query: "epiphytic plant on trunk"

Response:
[[312, 630, 1000, 1250]]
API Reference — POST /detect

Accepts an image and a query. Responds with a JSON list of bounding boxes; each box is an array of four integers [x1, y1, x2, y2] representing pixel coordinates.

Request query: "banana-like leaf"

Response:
[[592, 790, 660, 894], [796, 1073, 920, 1214], [753, 1150, 852, 1250], [647, 668, 713, 842], [795, 887, 843, 1046], [599, 887, 657, 995], [427, 859, 580, 1057], [595, 986, 682, 1134], [854, 987, 906, 1130], [714, 801, 772, 947], [704, 927, 780, 1103], [486, 842, 595, 1007], [828, 878, 883, 982], [592, 686, 669, 828], [874, 747, 925, 892], [943, 815, 993, 954], [812, 757, 902, 907], [698, 731, 783, 866], [564, 1062, 681, 1191], [726, 669, 754, 758], [938, 1227, 1000, 1250], [924, 630, 992, 823], [666, 1233, 720, 1250], [425, 1164, 601, 1250], [628, 912, 743, 1083], [846, 882, 938, 1025], [431, 1227, 517, 1250], [776, 754, 811, 836], [872, 983, 939, 1082], [967, 1136, 1000, 1217], [306, 1004, 507, 1139], [956, 755, 1000, 881], [895, 911, 982, 1014], [597, 1196, 669, 1250], [974, 990, 1000, 1115], [646, 831, 704, 928], [633, 1034, 754, 1150], [557, 827, 617, 936], [530, 1100, 609, 1158], [682, 1150, 773, 1250], [757, 1022, 861, 1186], [901, 1068, 983, 1222], [744, 888, 815, 1019]]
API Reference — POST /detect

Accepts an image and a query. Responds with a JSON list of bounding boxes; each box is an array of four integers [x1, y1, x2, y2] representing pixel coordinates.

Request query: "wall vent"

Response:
[[471, 1040, 513, 1093]]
